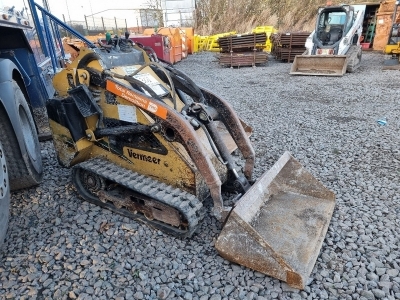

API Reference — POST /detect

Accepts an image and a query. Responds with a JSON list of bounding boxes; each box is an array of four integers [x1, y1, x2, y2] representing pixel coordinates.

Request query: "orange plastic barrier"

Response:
[[180, 27, 195, 54]]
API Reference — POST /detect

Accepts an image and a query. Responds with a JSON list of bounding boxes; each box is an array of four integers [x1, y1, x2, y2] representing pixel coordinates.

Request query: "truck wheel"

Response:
[[0, 81, 43, 190], [0, 140, 10, 248]]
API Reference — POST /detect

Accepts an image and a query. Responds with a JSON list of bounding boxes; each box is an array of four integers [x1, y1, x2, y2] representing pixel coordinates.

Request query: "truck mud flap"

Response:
[[290, 55, 348, 76], [215, 152, 335, 289]]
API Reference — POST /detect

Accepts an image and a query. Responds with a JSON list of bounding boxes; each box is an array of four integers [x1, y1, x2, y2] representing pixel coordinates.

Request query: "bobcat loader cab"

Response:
[[291, 4, 366, 76], [308, 6, 356, 55]]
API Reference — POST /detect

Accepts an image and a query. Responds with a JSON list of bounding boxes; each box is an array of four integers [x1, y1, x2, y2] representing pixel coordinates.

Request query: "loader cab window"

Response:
[[344, 11, 354, 35], [317, 11, 348, 45], [328, 12, 347, 25]]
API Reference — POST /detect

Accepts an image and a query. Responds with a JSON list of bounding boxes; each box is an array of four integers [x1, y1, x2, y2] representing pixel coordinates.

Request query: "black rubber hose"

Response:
[[150, 66, 201, 102], [108, 71, 162, 101], [94, 124, 151, 138], [124, 76, 161, 100], [129, 62, 176, 109], [165, 66, 206, 103], [176, 89, 191, 106]]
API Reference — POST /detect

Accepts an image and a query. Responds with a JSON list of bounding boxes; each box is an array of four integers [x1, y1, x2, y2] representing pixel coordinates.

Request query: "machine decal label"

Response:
[[133, 73, 169, 97], [147, 102, 158, 114], [117, 105, 137, 123], [106, 80, 168, 120], [133, 73, 159, 86], [127, 149, 161, 164]]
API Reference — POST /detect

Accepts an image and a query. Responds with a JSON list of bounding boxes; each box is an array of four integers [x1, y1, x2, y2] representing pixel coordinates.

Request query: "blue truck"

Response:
[[0, 0, 95, 247]]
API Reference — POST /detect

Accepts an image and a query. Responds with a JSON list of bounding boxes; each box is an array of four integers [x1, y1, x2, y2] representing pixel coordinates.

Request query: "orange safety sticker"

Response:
[[106, 80, 168, 120]]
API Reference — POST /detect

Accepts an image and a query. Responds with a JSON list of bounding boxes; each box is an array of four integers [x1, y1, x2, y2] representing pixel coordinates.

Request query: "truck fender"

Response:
[[0, 58, 43, 190]]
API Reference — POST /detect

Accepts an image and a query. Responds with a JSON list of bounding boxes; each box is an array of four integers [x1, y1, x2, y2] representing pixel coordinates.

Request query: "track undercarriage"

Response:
[[73, 158, 205, 238]]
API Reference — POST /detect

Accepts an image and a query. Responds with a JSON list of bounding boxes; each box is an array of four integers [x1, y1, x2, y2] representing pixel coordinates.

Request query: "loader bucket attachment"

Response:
[[290, 55, 348, 76], [215, 152, 335, 289]]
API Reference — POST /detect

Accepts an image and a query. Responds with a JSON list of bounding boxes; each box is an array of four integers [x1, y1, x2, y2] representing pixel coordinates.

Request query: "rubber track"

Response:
[[346, 45, 361, 73], [74, 158, 205, 238]]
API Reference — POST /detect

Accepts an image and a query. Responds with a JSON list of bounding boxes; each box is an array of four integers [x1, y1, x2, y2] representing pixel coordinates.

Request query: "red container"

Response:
[[361, 42, 371, 50], [143, 28, 183, 63], [130, 35, 173, 64]]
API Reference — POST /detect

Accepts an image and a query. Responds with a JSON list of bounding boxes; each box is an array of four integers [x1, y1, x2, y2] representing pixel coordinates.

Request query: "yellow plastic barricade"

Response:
[[205, 32, 237, 52], [252, 26, 277, 53]]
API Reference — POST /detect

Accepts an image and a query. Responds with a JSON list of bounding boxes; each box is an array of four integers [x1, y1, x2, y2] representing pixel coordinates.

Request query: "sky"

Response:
[[46, 0, 150, 27], [0, 0, 195, 28]]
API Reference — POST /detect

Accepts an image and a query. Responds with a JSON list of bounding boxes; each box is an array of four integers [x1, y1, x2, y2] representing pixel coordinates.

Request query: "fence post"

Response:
[[62, 14, 69, 38], [84, 15, 89, 34]]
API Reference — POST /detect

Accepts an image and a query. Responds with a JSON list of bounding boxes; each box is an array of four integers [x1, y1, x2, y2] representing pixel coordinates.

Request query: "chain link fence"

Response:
[[61, 16, 127, 36], [139, 9, 163, 28], [59, 9, 164, 37]]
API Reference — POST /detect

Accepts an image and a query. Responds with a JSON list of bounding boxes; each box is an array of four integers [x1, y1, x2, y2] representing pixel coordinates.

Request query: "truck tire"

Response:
[[0, 81, 43, 190], [0, 140, 10, 248]]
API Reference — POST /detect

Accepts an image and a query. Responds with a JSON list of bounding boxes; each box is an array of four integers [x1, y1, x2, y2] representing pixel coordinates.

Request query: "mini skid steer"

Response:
[[47, 37, 335, 289]]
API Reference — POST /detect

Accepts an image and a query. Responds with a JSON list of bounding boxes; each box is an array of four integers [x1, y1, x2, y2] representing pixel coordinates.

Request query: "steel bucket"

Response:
[[290, 55, 348, 76], [216, 152, 335, 289]]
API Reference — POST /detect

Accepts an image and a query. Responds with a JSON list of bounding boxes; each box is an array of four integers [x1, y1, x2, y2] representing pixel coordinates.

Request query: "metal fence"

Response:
[[84, 16, 127, 34], [59, 8, 165, 37], [139, 9, 163, 28], [61, 16, 128, 36]]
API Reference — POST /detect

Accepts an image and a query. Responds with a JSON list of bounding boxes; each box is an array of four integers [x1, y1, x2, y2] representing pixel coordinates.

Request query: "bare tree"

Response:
[[145, 0, 164, 28], [195, 0, 381, 35]]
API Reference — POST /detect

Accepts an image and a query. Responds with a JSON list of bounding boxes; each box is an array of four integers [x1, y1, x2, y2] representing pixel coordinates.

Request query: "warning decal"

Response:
[[106, 80, 168, 120]]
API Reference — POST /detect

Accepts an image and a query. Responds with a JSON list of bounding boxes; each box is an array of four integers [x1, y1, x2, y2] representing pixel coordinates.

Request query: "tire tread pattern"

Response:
[[0, 81, 42, 190]]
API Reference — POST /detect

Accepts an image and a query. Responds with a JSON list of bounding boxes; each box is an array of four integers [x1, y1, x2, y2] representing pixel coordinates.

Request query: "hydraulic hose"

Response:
[[129, 62, 177, 110], [105, 70, 162, 101], [165, 66, 206, 103]]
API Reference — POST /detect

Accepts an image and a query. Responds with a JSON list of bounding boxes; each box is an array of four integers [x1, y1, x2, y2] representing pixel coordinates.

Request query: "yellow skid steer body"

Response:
[[217, 152, 335, 289], [48, 46, 336, 290], [290, 55, 348, 76]]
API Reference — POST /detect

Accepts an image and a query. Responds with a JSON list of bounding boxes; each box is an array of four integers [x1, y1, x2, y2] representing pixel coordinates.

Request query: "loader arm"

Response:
[[105, 78, 229, 219], [200, 87, 255, 180]]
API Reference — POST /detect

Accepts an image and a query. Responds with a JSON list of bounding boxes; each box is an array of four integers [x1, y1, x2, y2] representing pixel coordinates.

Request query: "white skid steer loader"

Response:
[[290, 4, 366, 76]]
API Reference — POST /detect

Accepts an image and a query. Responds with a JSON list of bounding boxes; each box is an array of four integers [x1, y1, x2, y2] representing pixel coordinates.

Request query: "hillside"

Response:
[[195, 0, 382, 34]]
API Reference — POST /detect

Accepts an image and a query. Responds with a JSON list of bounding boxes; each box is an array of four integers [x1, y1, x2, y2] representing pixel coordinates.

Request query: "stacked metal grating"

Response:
[[217, 33, 268, 67], [271, 32, 310, 62]]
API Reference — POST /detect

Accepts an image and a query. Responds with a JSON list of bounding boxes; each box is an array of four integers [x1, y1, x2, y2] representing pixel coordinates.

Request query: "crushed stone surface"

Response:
[[1, 51, 399, 300]]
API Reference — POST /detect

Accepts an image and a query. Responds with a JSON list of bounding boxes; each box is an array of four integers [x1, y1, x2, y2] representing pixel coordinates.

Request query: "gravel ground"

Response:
[[1, 51, 400, 300]]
